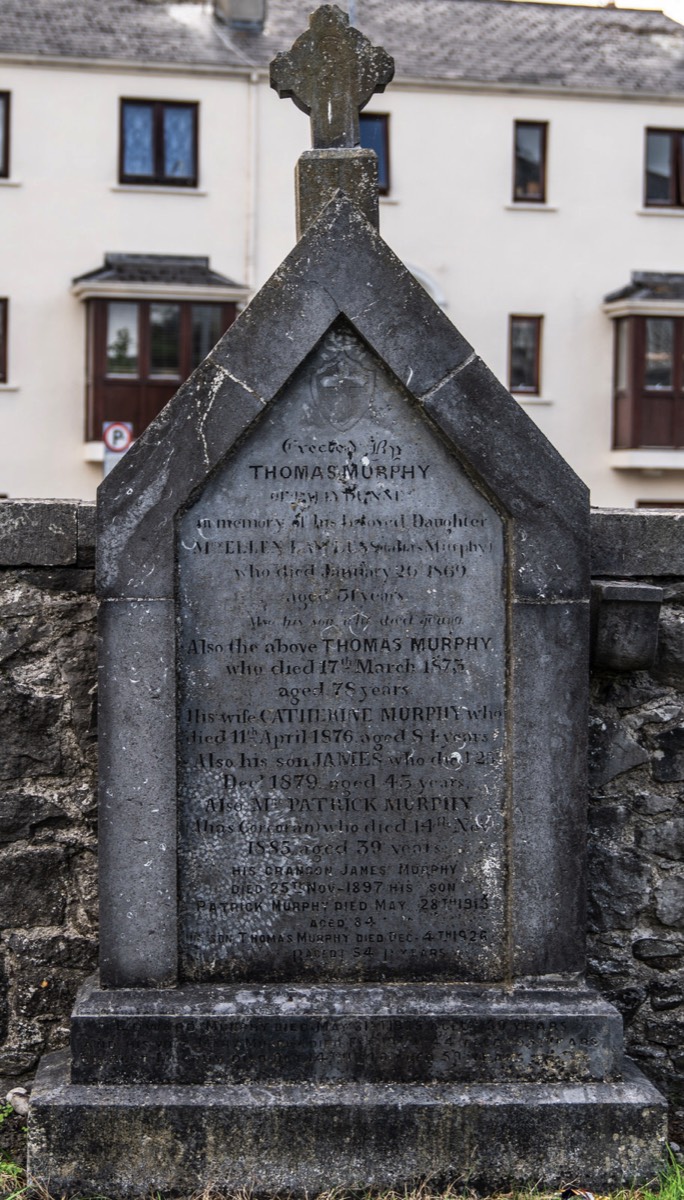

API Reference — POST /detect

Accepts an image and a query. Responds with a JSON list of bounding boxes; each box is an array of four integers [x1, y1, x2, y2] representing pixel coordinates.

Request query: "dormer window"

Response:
[[72, 254, 249, 444], [605, 274, 684, 449]]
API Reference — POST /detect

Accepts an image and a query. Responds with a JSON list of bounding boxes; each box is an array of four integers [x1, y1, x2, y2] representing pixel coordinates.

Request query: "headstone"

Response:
[[29, 6, 667, 1194], [176, 331, 509, 986]]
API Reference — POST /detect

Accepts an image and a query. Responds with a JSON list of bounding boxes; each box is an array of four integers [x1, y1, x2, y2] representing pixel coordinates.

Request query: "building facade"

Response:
[[2, 0, 684, 505]]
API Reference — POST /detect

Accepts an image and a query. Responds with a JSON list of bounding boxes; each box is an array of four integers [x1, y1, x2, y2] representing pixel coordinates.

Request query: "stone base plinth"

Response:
[[30, 1051, 666, 1196], [69, 977, 625, 1085]]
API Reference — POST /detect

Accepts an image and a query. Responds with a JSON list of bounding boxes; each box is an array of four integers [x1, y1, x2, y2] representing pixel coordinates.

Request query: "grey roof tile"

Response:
[[73, 252, 244, 288], [1, 0, 684, 96], [605, 271, 684, 302]]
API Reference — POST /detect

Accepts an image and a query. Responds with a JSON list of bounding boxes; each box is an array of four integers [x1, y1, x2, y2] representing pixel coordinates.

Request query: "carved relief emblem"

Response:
[[310, 330, 376, 431]]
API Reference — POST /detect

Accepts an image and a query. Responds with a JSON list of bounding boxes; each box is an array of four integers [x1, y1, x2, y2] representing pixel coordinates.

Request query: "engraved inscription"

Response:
[[177, 328, 507, 983]]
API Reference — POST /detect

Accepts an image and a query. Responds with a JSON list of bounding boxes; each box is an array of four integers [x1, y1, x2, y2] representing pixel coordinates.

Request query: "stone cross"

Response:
[[270, 4, 394, 150]]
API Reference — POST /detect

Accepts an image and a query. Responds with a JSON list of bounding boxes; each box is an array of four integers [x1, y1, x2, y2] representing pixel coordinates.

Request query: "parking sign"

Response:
[[103, 421, 134, 476]]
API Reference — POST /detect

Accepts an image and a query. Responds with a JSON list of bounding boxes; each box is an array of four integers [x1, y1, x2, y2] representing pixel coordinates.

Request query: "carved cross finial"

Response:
[[270, 4, 394, 150]]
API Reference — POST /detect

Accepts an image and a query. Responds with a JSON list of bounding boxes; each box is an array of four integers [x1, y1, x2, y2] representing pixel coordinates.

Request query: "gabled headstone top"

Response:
[[270, 4, 394, 149]]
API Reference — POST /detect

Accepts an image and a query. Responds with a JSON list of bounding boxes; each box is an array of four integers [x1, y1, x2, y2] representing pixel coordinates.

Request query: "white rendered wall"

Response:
[[0, 61, 249, 501], [255, 78, 684, 508], [1, 58, 684, 505]]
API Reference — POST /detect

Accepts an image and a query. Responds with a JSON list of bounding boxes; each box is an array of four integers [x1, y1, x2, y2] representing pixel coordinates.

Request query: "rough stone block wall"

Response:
[[0, 501, 682, 1148], [589, 510, 684, 1146], [0, 502, 98, 1098]]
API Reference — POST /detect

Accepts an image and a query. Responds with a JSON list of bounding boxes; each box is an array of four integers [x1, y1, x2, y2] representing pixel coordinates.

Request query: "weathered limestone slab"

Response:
[[296, 147, 379, 233], [70, 979, 624, 1085], [508, 600, 589, 976], [591, 581, 663, 671], [31, 1050, 667, 1197], [591, 507, 684, 577], [270, 4, 393, 149], [98, 600, 177, 987], [176, 330, 507, 985], [0, 500, 80, 566]]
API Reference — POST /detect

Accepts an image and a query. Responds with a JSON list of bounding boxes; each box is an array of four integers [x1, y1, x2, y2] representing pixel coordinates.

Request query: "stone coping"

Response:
[[0, 500, 681, 577], [0, 499, 95, 567], [590, 507, 684, 577]]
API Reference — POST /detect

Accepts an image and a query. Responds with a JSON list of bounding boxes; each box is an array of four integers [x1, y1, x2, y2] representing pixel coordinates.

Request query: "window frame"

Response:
[[644, 128, 684, 208], [119, 98, 199, 188], [508, 314, 543, 395], [359, 112, 390, 196], [635, 499, 684, 509], [0, 92, 10, 179], [612, 314, 684, 449], [86, 297, 235, 441], [0, 300, 7, 383], [513, 120, 547, 204]]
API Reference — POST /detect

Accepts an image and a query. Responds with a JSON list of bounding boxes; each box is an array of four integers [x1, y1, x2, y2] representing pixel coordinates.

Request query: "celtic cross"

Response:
[[270, 4, 394, 150]]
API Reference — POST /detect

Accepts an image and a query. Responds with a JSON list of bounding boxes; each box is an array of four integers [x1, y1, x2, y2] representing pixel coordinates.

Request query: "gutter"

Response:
[[2, 52, 684, 105]]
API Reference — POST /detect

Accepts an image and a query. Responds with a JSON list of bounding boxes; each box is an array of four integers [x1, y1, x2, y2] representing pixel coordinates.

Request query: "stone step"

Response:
[[30, 1050, 667, 1196], [70, 977, 625, 1084]]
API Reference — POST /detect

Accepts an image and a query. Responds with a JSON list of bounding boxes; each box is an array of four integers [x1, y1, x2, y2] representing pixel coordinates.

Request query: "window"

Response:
[[509, 315, 542, 394], [87, 298, 235, 440], [0, 300, 7, 382], [360, 113, 390, 195], [513, 121, 547, 203], [613, 316, 684, 448], [119, 99, 198, 187], [0, 93, 9, 178], [636, 499, 684, 508], [645, 129, 684, 207]]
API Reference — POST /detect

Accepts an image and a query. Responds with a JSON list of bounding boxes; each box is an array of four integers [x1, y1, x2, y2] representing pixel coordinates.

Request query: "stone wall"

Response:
[[0, 502, 98, 1098], [0, 501, 682, 1142], [588, 510, 684, 1146]]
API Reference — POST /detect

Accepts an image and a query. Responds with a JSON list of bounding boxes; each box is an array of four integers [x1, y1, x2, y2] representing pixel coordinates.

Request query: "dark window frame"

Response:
[[508, 314, 543, 395], [612, 314, 684, 449], [359, 112, 390, 196], [86, 296, 235, 441], [636, 499, 684, 508], [644, 128, 684, 208], [119, 98, 199, 188], [0, 92, 10, 179], [513, 120, 547, 204], [0, 299, 7, 383]]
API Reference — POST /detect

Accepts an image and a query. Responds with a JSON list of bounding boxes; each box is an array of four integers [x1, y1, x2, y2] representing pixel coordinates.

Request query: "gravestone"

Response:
[[29, 6, 666, 1193]]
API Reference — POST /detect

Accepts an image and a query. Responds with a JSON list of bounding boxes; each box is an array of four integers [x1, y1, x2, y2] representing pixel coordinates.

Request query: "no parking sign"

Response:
[[103, 421, 134, 476]]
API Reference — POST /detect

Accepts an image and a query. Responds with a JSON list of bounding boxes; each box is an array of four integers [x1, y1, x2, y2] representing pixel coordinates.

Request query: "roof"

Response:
[[2, 0, 684, 97], [73, 253, 244, 289], [605, 271, 684, 302]]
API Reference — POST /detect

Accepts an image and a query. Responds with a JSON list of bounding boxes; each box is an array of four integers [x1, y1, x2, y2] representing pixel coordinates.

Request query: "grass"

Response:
[[0, 1103, 26, 1200], [1, 1164, 683, 1200]]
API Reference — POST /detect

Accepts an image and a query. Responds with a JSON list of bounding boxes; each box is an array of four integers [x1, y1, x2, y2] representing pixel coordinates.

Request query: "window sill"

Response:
[[84, 441, 105, 463], [637, 207, 684, 217], [513, 394, 553, 405], [0, 383, 19, 392], [0, 179, 22, 188], [504, 203, 558, 213], [610, 449, 684, 470], [110, 184, 208, 197]]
